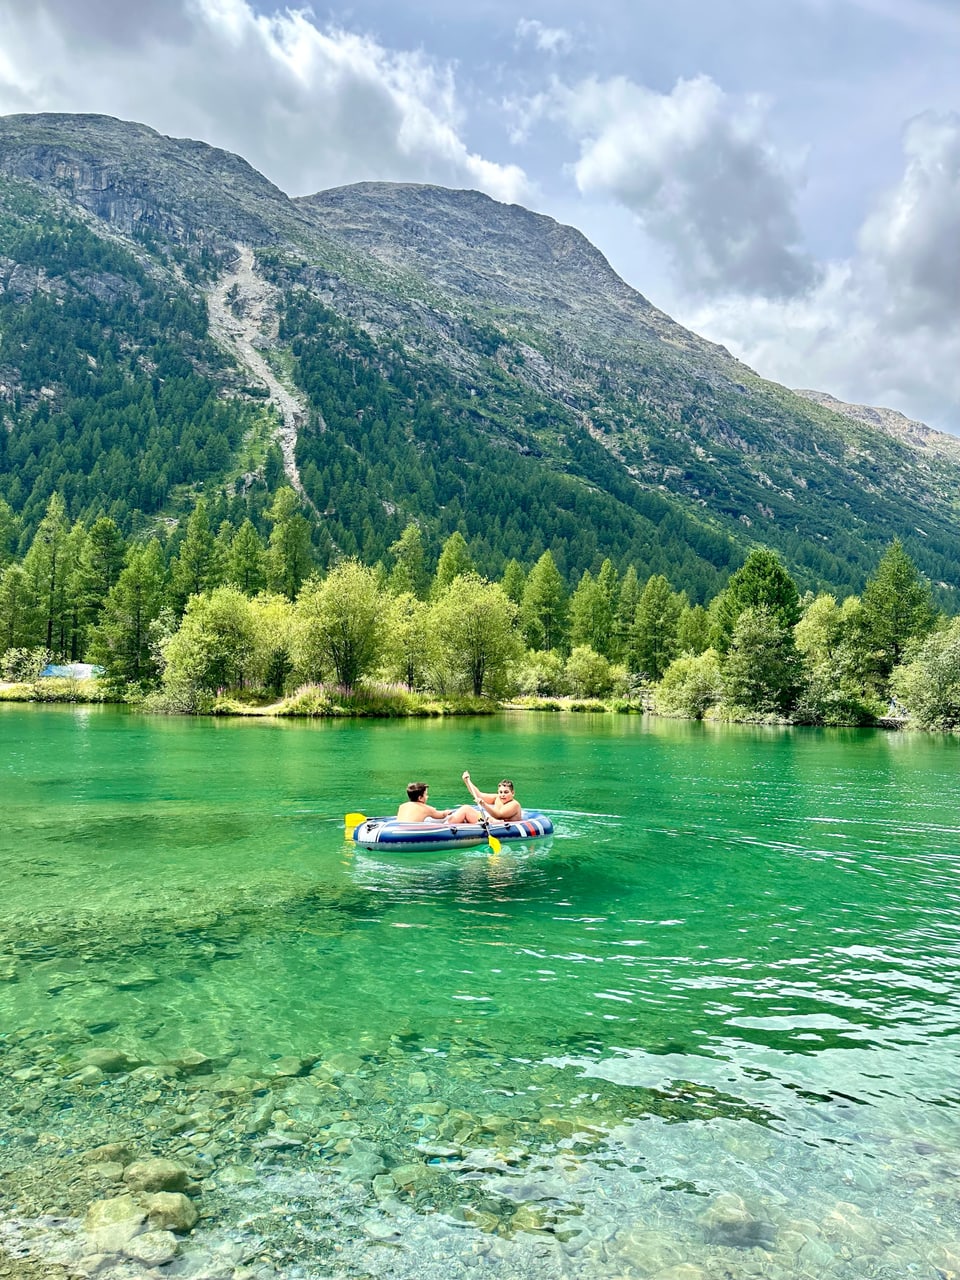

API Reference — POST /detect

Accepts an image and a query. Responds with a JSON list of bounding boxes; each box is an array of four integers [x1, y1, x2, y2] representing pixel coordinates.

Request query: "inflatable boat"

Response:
[[348, 810, 554, 853]]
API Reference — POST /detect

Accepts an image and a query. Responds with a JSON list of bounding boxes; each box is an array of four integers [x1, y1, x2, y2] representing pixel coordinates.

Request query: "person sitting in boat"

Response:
[[461, 772, 522, 822], [397, 782, 450, 822]]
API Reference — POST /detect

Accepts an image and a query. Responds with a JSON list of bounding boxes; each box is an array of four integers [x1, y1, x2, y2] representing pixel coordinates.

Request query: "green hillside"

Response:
[[0, 113, 958, 604]]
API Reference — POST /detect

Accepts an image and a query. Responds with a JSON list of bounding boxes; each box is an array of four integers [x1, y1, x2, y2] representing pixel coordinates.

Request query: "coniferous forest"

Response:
[[2, 115, 960, 727]]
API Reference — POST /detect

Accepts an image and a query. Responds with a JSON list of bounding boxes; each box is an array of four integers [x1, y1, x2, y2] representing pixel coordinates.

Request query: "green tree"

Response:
[[860, 538, 938, 684], [711, 549, 801, 652], [170, 497, 220, 609], [21, 493, 71, 655], [161, 586, 257, 697], [500, 558, 526, 606], [721, 606, 801, 714], [515, 647, 568, 697], [226, 519, 267, 595], [569, 569, 616, 657], [631, 574, 684, 679], [0, 497, 19, 568], [74, 516, 126, 634], [430, 574, 521, 696], [521, 550, 567, 651], [432, 531, 474, 596], [88, 539, 166, 684], [676, 602, 710, 655], [388, 523, 429, 599], [0, 563, 30, 651], [266, 488, 313, 600], [565, 645, 619, 698], [383, 592, 431, 690], [793, 593, 877, 725], [893, 618, 960, 729], [294, 560, 384, 689], [655, 649, 723, 719], [248, 592, 296, 697]]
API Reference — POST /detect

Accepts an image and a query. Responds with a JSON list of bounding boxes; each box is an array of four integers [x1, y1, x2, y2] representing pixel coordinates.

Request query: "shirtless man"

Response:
[[396, 782, 452, 822], [461, 772, 522, 822]]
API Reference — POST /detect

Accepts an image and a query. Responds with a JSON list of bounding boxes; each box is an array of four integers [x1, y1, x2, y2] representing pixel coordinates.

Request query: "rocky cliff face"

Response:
[[795, 389, 960, 461], [0, 113, 301, 247]]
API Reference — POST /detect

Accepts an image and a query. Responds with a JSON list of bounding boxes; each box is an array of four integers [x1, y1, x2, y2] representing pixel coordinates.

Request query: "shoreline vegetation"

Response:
[[0, 677, 914, 730], [4, 490, 960, 730]]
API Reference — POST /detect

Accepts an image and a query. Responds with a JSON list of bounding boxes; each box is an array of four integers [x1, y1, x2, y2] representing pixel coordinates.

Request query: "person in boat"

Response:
[[461, 772, 522, 822], [396, 782, 478, 825]]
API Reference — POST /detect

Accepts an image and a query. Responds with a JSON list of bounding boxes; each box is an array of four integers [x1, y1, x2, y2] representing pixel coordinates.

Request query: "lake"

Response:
[[1, 705, 959, 1279]]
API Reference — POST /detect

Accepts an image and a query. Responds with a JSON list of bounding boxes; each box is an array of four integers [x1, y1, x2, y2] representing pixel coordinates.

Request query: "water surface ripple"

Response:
[[1, 706, 959, 1279]]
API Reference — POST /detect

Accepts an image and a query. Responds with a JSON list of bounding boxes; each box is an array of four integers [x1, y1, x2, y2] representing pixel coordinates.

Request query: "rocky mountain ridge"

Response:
[[0, 111, 959, 599]]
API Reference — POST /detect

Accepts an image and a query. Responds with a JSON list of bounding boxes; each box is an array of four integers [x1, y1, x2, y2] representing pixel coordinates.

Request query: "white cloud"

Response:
[[686, 112, 960, 431], [515, 18, 573, 56], [0, 0, 530, 202], [551, 73, 817, 299]]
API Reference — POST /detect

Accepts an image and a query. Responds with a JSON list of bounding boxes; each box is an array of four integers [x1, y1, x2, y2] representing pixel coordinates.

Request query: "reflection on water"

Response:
[[2, 707, 960, 1278]]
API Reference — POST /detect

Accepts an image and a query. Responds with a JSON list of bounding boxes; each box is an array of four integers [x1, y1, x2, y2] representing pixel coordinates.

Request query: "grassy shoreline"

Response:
[[0, 677, 917, 728]]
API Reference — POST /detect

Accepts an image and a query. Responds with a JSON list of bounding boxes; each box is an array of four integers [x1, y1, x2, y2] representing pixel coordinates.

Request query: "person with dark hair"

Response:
[[461, 772, 521, 822], [397, 782, 449, 822]]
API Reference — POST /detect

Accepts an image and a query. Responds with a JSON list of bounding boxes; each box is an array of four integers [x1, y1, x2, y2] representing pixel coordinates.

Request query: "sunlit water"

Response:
[[2, 705, 959, 1279]]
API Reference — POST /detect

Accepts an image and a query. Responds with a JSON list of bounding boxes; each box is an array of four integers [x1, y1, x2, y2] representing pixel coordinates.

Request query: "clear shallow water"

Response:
[[2, 705, 960, 1278]]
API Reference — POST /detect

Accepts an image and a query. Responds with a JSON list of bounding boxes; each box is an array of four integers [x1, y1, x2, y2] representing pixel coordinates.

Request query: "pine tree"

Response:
[[21, 493, 71, 655], [522, 550, 567, 651], [860, 538, 938, 681], [388, 522, 429, 599], [170, 497, 220, 609], [265, 488, 313, 600], [432, 531, 475, 596], [226, 519, 267, 595]]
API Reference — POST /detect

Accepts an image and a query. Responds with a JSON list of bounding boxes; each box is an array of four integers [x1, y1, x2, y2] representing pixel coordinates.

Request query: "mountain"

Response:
[[0, 111, 958, 603]]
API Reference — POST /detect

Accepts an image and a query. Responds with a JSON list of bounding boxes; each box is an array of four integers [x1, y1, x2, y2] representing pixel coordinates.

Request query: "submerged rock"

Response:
[[83, 1194, 147, 1251], [122, 1157, 191, 1193], [144, 1191, 199, 1232], [80, 1049, 141, 1074], [124, 1228, 179, 1265]]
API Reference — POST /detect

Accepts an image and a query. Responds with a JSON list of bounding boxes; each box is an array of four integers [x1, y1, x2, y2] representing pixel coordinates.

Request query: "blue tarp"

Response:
[[39, 663, 104, 679]]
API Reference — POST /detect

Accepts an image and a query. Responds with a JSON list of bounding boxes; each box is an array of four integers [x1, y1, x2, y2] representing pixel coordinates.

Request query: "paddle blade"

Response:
[[344, 812, 366, 839], [486, 834, 501, 854]]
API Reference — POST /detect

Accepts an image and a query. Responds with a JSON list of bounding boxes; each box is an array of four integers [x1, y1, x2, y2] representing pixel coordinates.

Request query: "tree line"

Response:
[[2, 489, 958, 728]]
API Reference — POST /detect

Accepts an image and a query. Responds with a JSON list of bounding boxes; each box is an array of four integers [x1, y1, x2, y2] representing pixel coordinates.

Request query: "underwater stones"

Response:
[[144, 1191, 199, 1232], [80, 1049, 141, 1074], [389, 1161, 436, 1194], [510, 1203, 551, 1232], [71, 1065, 105, 1086], [167, 1050, 217, 1078], [323, 1051, 364, 1076], [83, 1143, 137, 1166], [611, 1227, 683, 1273], [122, 1157, 191, 1193], [83, 1194, 148, 1250], [648, 1267, 708, 1280], [123, 1229, 179, 1266], [699, 1192, 777, 1249], [215, 1164, 258, 1188], [407, 1071, 431, 1093], [928, 1243, 960, 1277], [821, 1201, 881, 1248], [263, 1055, 315, 1079]]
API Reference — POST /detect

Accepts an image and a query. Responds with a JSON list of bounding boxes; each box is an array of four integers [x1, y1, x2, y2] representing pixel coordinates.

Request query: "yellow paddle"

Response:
[[463, 773, 501, 854], [344, 812, 366, 839]]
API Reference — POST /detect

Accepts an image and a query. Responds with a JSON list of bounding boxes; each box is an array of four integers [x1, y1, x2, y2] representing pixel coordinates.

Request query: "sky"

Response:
[[1, 0, 960, 432]]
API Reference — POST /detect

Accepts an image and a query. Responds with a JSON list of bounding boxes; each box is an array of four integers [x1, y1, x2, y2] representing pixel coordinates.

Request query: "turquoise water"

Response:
[[2, 705, 960, 1278]]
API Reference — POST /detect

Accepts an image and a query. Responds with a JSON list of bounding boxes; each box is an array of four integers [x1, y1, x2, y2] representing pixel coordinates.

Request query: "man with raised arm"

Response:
[[461, 772, 522, 822]]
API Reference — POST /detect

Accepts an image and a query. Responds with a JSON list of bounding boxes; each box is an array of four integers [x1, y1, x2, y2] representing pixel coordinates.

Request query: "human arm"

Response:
[[461, 772, 519, 819]]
